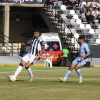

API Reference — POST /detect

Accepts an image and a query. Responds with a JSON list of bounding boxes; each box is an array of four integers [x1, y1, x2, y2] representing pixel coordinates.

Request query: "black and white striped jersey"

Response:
[[28, 37, 45, 56]]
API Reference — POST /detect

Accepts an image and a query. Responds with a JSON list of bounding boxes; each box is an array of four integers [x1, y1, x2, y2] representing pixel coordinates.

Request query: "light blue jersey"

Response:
[[72, 43, 90, 66], [78, 43, 90, 57]]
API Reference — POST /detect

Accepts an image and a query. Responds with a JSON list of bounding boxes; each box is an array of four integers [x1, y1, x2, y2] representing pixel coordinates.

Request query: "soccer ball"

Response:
[[8, 75, 16, 82]]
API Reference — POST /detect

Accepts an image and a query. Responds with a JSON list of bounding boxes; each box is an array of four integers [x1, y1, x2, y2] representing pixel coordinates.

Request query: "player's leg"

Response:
[[13, 54, 30, 78], [13, 60, 26, 78], [25, 61, 34, 82], [75, 60, 87, 83], [75, 63, 82, 83], [58, 57, 78, 82], [25, 56, 36, 82]]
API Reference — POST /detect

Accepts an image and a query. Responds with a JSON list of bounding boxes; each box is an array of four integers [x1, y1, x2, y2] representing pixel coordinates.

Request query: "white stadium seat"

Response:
[[60, 5, 66, 11], [96, 39, 100, 44], [70, 10, 75, 15], [85, 24, 91, 30], [74, 33, 79, 39], [79, 24, 85, 29], [89, 29, 95, 34], [73, 15, 79, 20], [95, 29, 100, 34], [76, 19, 82, 25]]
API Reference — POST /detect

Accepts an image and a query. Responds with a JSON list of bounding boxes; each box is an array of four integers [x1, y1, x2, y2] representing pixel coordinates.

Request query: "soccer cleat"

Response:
[[58, 77, 66, 82], [29, 76, 34, 82], [79, 77, 82, 83], [7, 75, 16, 82]]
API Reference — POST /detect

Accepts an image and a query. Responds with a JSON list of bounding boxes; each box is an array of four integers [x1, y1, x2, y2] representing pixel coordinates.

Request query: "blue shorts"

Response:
[[72, 57, 88, 66]]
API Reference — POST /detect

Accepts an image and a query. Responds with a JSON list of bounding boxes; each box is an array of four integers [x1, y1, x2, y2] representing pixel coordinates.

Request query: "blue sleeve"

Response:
[[84, 44, 90, 53]]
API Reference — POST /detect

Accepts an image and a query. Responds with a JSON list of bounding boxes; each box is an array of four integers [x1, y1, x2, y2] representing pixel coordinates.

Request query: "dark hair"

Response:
[[78, 36, 85, 40], [33, 29, 41, 35]]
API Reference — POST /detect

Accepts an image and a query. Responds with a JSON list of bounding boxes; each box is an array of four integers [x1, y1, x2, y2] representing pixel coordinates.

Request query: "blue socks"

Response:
[[64, 70, 72, 80], [76, 69, 82, 78]]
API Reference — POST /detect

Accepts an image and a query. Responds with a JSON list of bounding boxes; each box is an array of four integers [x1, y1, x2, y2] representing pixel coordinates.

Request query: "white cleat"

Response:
[[7, 75, 16, 82], [58, 77, 66, 82], [79, 77, 83, 83], [29, 76, 34, 82]]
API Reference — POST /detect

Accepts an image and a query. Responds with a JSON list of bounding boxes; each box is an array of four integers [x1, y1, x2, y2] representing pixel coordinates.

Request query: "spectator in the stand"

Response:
[[88, 3, 94, 12], [80, 4, 87, 13], [97, 0, 100, 9], [74, 0, 80, 10], [92, 8, 99, 20], [45, 0, 58, 6], [79, 0, 85, 10], [86, 12, 95, 24], [98, 13, 100, 23], [91, 0, 98, 9], [67, 0, 75, 10]]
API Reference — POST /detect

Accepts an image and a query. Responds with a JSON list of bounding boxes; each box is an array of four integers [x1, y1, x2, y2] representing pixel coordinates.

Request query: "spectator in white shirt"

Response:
[[79, 0, 84, 9], [97, 0, 100, 9], [92, 8, 99, 19], [91, 0, 98, 9]]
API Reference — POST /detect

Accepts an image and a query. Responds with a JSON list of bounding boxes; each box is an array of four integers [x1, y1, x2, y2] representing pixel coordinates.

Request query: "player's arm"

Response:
[[35, 39, 45, 60], [83, 52, 90, 59], [21, 39, 32, 46], [38, 45, 45, 56]]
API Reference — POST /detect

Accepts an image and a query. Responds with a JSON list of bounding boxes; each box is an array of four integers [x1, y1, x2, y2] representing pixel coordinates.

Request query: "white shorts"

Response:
[[21, 53, 36, 64]]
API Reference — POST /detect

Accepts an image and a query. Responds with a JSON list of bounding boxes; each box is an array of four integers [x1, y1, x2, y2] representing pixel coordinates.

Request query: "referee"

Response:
[[7, 30, 45, 82]]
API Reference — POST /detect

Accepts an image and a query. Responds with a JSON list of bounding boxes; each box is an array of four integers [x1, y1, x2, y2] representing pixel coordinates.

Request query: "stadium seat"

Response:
[[79, 24, 85, 29], [70, 19, 76, 25], [92, 34, 99, 39], [63, 10, 70, 15], [60, 14, 67, 19], [73, 15, 79, 20], [89, 29, 95, 34], [76, 10, 80, 15], [58, 1, 63, 6], [74, 33, 79, 39], [95, 29, 100, 34], [76, 19, 82, 25], [97, 25, 100, 29], [60, 5, 66, 11], [90, 39, 96, 44], [83, 29, 89, 35], [70, 10, 75, 16], [85, 24, 91, 30], [70, 29, 77, 34], [96, 39, 100, 44], [63, 19, 70, 24]]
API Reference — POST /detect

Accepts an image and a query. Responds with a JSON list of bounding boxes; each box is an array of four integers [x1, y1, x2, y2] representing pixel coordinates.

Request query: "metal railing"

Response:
[[0, 32, 20, 56]]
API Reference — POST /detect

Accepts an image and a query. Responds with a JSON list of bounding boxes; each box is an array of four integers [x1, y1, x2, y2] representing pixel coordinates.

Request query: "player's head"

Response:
[[33, 29, 41, 38], [78, 36, 85, 44]]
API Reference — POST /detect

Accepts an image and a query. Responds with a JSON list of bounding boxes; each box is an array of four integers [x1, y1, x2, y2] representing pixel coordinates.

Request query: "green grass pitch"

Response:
[[0, 66, 100, 100]]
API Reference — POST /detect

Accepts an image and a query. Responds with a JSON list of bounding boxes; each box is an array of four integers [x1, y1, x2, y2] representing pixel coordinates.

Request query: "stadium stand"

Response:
[[44, 0, 100, 53]]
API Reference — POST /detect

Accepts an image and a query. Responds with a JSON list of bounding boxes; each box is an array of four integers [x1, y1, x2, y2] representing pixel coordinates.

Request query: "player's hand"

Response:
[[21, 43, 25, 46], [34, 56, 40, 60], [80, 57, 84, 61]]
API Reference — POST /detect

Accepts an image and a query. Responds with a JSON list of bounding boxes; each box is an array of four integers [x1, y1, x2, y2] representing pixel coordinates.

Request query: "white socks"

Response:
[[26, 67, 33, 77], [14, 65, 23, 77]]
